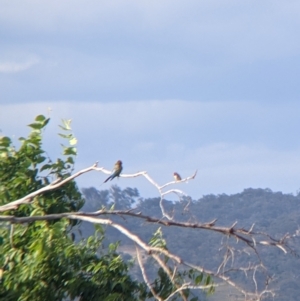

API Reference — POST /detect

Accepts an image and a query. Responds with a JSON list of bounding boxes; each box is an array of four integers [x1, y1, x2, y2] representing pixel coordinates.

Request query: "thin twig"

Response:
[[136, 245, 162, 301]]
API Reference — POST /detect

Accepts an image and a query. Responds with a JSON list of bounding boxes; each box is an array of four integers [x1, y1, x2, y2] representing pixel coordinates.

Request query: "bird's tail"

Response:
[[104, 175, 112, 183]]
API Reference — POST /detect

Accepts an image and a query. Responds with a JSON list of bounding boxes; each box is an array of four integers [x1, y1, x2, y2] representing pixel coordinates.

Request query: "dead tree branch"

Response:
[[0, 163, 294, 300]]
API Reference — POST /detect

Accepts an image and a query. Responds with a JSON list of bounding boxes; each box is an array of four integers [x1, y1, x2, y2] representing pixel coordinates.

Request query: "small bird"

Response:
[[173, 172, 182, 181], [104, 160, 123, 183]]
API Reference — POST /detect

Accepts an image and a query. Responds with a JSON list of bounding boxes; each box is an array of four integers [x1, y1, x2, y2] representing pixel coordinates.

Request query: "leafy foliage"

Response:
[[0, 115, 212, 301], [0, 116, 141, 301], [0, 115, 83, 218]]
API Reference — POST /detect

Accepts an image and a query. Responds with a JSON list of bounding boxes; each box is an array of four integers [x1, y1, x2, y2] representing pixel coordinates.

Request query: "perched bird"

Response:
[[173, 172, 182, 181], [104, 160, 123, 183]]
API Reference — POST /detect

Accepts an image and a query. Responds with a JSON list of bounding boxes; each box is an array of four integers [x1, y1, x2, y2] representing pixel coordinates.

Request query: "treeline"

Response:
[[81, 186, 300, 301]]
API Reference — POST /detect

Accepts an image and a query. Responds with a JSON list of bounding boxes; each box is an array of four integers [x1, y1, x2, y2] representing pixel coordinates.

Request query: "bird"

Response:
[[173, 172, 182, 181], [104, 160, 123, 183]]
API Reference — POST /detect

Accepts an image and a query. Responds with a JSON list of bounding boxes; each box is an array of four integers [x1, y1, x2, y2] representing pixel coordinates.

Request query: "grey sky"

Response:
[[1, 1, 300, 198]]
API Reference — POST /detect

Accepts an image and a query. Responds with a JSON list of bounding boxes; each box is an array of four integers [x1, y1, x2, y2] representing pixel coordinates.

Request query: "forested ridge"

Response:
[[82, 186, 300, 301]]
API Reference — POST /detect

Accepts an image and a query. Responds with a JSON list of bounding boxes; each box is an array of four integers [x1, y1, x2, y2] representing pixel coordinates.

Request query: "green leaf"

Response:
[[149, 227, 167, 249], [42, 118, 50, 127], [28, 123, 43, 130], [34, 115, 50, 128], [63, 147, 77, 156], [0, 136, 11, 147], [94, 224, 104, 234], [35, 115, 46, 122], [30, 208, 44, 216], [40, 164, 52, 172], [36, 156, 46, 164], [195, 274, 203, 285], [205, 275, 211, 286], [66, 156, 74, 164], [58, 133, 72, 139]]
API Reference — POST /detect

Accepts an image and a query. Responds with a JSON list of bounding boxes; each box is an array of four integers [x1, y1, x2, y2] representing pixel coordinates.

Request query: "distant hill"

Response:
[[80, 186, 300, 301]]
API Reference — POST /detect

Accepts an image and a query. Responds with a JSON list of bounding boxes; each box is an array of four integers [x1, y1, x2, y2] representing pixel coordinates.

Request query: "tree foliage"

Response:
[[0, 116, 139, 301], [0, 115, 211, 301]]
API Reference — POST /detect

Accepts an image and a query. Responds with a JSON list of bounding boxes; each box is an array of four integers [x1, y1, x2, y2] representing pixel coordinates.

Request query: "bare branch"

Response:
[[10, 224, 14, 248], [165, 284, 215, 301], [136, 245, 162, 301], [159, 170, 198, 190], [0, 164, 197, 220], [0, 209, 292, 255], [0, 162, 102, 212], [65, 215, 273, 300], [151, 253, 188, 301], [0, 210, 292, 300]]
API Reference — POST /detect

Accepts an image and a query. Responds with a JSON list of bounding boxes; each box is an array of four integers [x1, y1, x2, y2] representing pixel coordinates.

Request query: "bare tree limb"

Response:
[[0, 162, 102, 212], [0, 164, 197, 219], [135, 245, 163, 301], [0, 210, 292, 300], [151, 253, 188, 301], [164, 284, 215, 301], [0, 208, 291, 255]]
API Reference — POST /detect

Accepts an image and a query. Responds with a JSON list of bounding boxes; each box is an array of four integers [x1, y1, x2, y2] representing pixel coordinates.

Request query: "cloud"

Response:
[[184, 143, 300, 196], [0, 58, 40, 73], [2, 99, 299, 149], [1, 100, 300, 197], [1, 1, 300, 103]]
